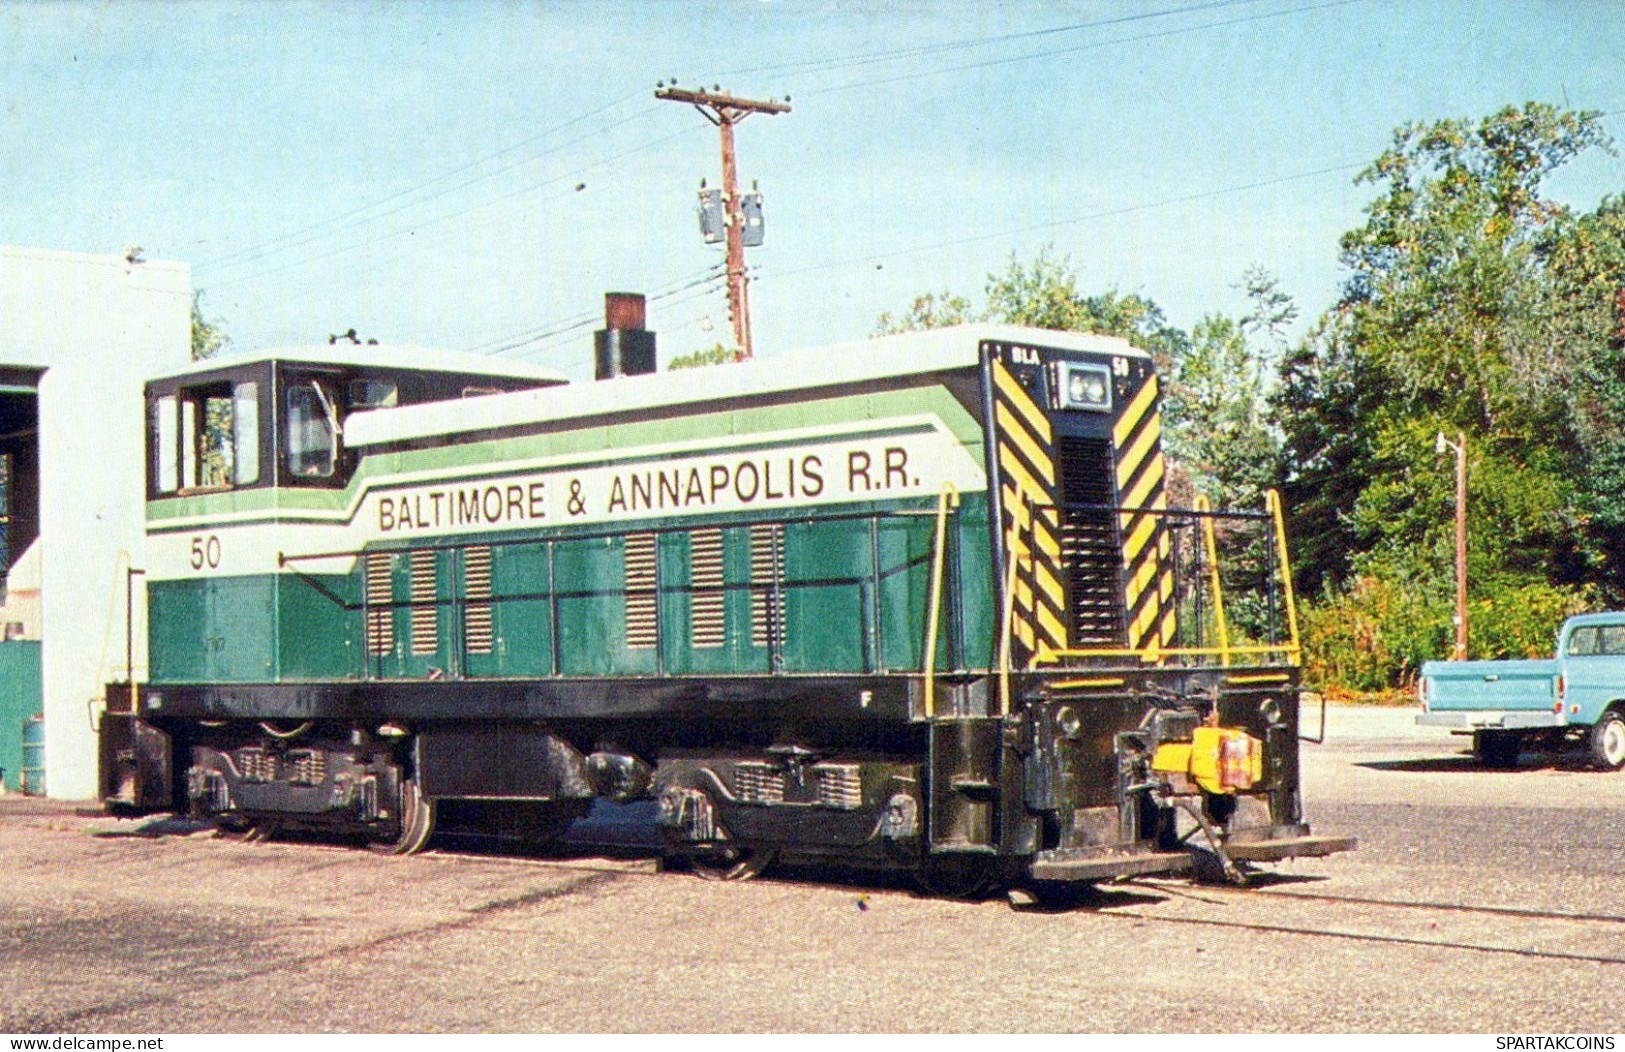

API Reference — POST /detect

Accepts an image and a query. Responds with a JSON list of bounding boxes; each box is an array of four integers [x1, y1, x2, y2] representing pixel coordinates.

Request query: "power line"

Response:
[[759, 161, 1366, 284], [194, 91, 654, 276], [719, 0, 1263, 80], [473, 265, 726, 359], [205, 125, 691, 292], [810, 0, 1369, 96]]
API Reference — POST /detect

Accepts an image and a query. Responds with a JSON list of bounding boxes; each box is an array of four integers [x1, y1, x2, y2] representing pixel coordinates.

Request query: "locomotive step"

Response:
[[1029, 849, 1194, 882], [1223, 834, 1360, 862]]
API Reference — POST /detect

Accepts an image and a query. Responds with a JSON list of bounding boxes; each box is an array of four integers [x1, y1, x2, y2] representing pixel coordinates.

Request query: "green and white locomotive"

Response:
[[101, 302, 1352, 892]]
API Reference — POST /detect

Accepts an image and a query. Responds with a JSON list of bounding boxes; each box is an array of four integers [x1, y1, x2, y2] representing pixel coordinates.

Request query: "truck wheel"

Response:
[[1587, 711, 1625, 771], [1473, 730, 1521, 769]]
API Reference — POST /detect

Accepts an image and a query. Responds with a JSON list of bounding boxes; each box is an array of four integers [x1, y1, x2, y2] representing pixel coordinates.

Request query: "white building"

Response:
[[0, 245, 191, 800]]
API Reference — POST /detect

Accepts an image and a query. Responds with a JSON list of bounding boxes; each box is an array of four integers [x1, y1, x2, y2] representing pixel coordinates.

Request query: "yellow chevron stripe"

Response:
[[1122, 452, 1165, 515], [1123, 512, 1157, 565], [994, 403, 1056, 486], [1129, 595, 1160, 647], [1158, 566, 1175, 604], [1001, 484, 1061, 560], [1116, 413, 1163, 493], [1124, 552, 1158, 605], [993, 362, 1053, 442], [1034, 560, 1066, 616], [1159, 606, 1179, 647], [998, 448, 1052, 512], [1036, 603, 1068, 649], [1112, 375, 1160, 448], [1005, 526, 1064, 617]]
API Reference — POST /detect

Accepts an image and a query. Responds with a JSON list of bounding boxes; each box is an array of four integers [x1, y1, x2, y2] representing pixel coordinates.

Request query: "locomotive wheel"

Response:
[[370, 777, 436, 856], [1587, 711, 1625, 771], [684, 842, 775, 882], [916, 853, 998, 900]]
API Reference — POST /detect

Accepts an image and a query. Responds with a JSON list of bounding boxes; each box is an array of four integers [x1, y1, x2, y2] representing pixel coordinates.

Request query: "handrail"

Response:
[[922, 483, 960, 718], [1266, 488, 1303, 664], [1030, 642, 1299, 666], [1194, 494, 1232, 666], [996, 491, 1035, 716]]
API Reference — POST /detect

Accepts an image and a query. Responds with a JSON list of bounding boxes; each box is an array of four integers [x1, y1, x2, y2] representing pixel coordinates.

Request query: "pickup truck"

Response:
[[1417, 612, 1625, 770]]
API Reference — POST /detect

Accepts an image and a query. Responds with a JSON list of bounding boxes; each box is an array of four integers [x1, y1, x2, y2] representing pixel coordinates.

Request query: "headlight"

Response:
[[1058, 363, 1112, 412]]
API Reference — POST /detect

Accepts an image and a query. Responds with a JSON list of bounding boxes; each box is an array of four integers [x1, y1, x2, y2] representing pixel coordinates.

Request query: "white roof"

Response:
[[345, 324, 1139, 448], [148, 342, 569, 385]]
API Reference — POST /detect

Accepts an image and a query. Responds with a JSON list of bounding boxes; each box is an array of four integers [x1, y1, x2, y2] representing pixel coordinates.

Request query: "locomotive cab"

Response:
[[146, 350, 565, 500]]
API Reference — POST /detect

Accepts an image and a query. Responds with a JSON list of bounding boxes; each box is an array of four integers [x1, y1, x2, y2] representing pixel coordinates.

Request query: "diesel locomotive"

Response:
[[100, 302, 1352, 894]]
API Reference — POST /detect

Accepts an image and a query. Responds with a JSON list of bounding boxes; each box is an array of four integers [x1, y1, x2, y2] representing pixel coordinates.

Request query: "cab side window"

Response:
[[150, 381, 261, 495], [285, 380, 338, 479]]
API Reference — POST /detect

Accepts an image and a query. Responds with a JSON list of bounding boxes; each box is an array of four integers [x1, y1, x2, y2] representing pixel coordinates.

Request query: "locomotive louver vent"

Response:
[[1058, 437, 1125, 645], [238, 747, 276, 783], [813, 763, 863, 810], [624, 533, 658, 650], [409, 550, 438, 656], [364, 552, 394, 656], [749, 523, 784, 649], [733, 762, 785, 803], [463, 546, 494, 655], [690, 528, 727, 648], [286, 749, 327, 786]]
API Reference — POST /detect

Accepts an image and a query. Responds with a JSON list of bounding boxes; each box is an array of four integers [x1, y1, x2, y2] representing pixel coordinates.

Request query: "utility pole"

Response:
[[1436, 431, 1469, 660], [656, 85, 789, 361]]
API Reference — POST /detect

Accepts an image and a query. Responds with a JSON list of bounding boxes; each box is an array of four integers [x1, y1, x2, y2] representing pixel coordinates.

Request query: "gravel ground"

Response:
[[1, 703, 1621, 1033]]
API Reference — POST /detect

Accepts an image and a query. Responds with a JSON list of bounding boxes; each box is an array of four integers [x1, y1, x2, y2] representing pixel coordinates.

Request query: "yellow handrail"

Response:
[[1195, 494, 1232, 667], [1266, 488, 1303, 665], [922, 483, 960, 718], [1030, 642, 1299, 666], [996, 493, 1033, 717]]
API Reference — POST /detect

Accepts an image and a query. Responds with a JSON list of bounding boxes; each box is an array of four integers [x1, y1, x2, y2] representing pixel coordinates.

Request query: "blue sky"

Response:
[[3, 1, 1621, 380]]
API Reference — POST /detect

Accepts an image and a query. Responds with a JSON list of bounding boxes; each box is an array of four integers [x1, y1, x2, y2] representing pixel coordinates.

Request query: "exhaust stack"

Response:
[[594, 292, 657, 380]]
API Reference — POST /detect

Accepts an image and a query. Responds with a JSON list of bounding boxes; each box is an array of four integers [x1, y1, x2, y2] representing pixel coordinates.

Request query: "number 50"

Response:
[[190, 534, 221, 570]]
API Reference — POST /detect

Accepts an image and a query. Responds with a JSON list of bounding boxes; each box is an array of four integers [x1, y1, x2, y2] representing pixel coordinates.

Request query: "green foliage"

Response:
[[875, 291, 976, 335], [667, 343, 736, 370], [1286, 101, 1618, 692], [1301, 575, 1591, 692], [1301, 576, 1449, 692], [1165, 311, 1280, 510], [191, 291, 230, 361]]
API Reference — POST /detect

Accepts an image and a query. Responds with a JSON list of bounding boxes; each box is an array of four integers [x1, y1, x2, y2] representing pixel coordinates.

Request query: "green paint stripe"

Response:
[[149, 385, 984, 524]]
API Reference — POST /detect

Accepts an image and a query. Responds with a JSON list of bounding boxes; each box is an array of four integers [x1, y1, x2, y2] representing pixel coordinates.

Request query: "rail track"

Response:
[[1107, 877, 1625, 967]]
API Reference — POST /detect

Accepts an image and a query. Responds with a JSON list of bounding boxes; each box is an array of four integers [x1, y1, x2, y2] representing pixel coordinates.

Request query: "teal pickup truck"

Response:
[[1417, 612, 1625, 770]]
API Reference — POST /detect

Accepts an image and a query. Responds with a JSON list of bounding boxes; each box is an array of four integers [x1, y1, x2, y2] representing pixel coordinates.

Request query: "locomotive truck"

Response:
[[99, 302, 1352, 894]]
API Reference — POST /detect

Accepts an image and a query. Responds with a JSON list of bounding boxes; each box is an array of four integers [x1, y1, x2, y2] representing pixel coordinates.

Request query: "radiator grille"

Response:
[[1057, 437, 1125, 645], [690, 528, 726, 648], [749, 524, 783, 649], [463, 545, 494, 655], [624, 533, 658, 649], [364, 552, 394, 656], [409, 550, 438, 656]]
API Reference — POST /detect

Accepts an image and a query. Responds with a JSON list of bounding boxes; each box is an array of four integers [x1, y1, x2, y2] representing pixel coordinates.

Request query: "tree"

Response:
[[667, 343, 736, 369], [1292, 105, 1610, 583], [191, 291, 230, 361], [1280, 102, 1614, 677], [875, 291, 976, 335]]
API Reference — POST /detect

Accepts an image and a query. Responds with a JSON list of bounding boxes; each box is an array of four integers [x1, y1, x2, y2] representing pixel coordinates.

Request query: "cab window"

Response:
[[150, 380, 262, 495], [1568, 625, 1625, 657], [285, 380, 338, 479]]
